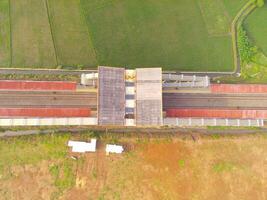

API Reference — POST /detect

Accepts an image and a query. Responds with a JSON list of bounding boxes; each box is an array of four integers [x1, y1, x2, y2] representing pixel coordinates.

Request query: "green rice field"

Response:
[[244, 3, 267, 55], [0, 0, 263, 71], [0, 0, 11, 66], [10, 0, 57, 67], [47, 0, 97, 67]]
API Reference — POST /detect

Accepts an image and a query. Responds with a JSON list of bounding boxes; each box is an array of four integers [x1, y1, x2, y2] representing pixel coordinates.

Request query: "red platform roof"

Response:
[[0, 80, 76, 91], [166, 108, 267, 119], [211, 84, 267, 93], [0, 108, 90, 117]]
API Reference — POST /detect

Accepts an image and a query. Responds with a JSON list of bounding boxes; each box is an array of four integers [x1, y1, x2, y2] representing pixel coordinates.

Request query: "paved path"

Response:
[[0, 68, 234, 78], [163, 71, 236, 78], [0, 126, 266, 137]]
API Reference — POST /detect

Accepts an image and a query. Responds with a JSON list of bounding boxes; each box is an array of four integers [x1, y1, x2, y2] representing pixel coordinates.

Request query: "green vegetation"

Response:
[[0, 0, 264, 73], [10, 0, 57, 67], [81, 0, 235, 71], [0, 73, 80, 81], [1, 132, 267, 199], [237, 26, 256, 63], [0, 0, 249, 71], [49, 161, 75, 198], [0, 0, 11, 67], [216, 23, 267, 83], [216, 1, 267, 84], [197, 0, 230, 35], [0, 133, 70, 175], [245, 2, 267, 54], [255, 0, 265, 7], [47, 0, 97, 67], [222, 0, 248, 18], [178, 159, 185, 167], [213, 161, 235, 173], [207, 126, 262, 130], [0, 133, 76, 198], [215, 62, 267, 83]]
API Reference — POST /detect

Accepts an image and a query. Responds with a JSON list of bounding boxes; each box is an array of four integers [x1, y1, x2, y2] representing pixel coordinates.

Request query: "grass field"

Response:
[[0, 0, 11, 67], [81, 0, 236, 71], [1, 132, 267, 199], [222, 0, 248, 18], [0, 0, 257, 71], [10, 0, 57, 67], [47, 0, 97, 67], [244, 4, 267, 55], [197, 0, 231, 36]]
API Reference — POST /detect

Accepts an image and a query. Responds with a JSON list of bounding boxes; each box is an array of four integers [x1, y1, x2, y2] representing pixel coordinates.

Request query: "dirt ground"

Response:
[[1, 135, 267, 200], [0, 160, 56, 200]]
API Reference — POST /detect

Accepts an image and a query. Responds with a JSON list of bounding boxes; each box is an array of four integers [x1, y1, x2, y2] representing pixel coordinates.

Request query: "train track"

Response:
[[163, 93, 267, 110], [3, 91, 267, 111], [0, 91, 97, 108]]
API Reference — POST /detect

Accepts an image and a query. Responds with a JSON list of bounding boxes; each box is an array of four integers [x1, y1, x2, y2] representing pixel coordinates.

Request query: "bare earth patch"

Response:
[[0, 161, 56, 200], [1, 135, 267, 199]]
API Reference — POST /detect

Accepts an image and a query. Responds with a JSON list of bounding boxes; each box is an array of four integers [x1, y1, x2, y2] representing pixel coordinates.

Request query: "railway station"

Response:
[[0, 67, 267, 127]]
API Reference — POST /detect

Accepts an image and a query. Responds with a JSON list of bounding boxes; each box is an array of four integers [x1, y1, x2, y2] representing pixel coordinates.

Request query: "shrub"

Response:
[[237, 26, 256, 63], [256, 0, 265, 7]]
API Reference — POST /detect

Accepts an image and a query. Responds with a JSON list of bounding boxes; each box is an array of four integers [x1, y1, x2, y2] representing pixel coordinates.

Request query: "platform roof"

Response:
[[98, 66, 125, 125], [136, 68, 162, 126]]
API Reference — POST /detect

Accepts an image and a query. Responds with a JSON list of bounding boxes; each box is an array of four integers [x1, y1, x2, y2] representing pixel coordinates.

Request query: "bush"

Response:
[[256, 0, 265, 7], [237, 26, 256, 63]]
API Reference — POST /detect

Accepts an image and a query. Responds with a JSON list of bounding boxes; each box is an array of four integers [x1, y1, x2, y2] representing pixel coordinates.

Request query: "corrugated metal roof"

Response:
[[166, 108, 267, 119], [98, 66, 125, 125], [211, 84, 267, 93], [136, 68, 162, 126]]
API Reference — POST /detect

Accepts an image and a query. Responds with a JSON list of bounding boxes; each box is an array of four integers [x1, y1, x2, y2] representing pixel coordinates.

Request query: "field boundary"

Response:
[[231, 0, 257, 75], [8, 0, 12, 67], [197, 0, 231, 37], [177, 0, 257, 77], [0, 126, 266, 137], [44, 0, 59, 66], [0, 1, 257, 74], [79, 0, 99, 67]]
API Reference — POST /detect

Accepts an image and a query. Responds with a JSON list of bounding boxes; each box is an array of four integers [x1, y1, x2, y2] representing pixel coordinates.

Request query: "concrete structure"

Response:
[[97, 67, 163, 126], [0, 117, 97, 126], [125, 70, 136, 126], [81, 73, 98, 86], [98, 66, 125, 125], [106, 144, 124, 154], [162, 74, 210, 88], [68, 139, 97, 153], [164, 118, 264, 127], [136, 68, 163, 126], [2, 67, 267, 128]]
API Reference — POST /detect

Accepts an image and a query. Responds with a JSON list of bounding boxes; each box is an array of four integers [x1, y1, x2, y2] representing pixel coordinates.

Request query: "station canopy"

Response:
[[98, 66, 125, 125]]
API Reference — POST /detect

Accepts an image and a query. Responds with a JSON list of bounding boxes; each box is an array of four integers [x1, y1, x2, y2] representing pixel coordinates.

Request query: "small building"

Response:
[[136, 68, 163, 126], [97, 66, 163, 126], [98, 66, 125, 125], [106, 144, 124, 154], [68, 139, 97, 153]]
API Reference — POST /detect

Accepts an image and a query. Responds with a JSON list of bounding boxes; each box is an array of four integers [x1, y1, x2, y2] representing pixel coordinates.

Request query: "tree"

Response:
[[256, 0, 265, 7], [237, 26, 256, 63]]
